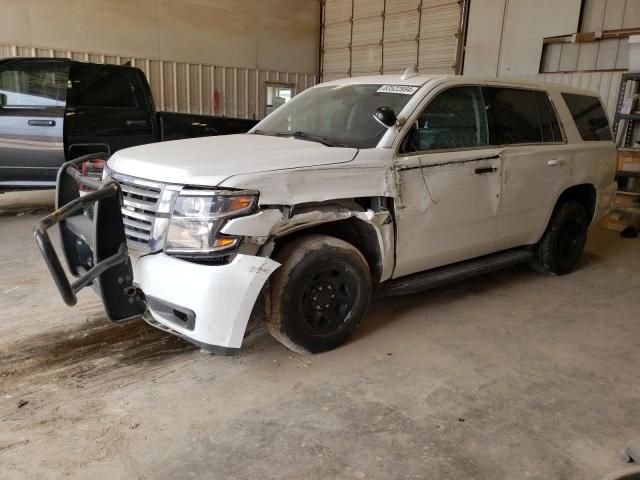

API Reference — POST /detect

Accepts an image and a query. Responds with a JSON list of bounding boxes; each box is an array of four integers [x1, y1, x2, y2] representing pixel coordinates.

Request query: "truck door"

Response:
[[483, 87, 571, 249], [0, 59, 69, 189], [65, 63, 155, 159], [393, 85, 503, 278]]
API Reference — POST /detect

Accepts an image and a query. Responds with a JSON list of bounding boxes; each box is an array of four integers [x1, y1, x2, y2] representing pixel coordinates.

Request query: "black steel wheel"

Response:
[[529, 200, 589, 275], [267, 234, 372, 354]]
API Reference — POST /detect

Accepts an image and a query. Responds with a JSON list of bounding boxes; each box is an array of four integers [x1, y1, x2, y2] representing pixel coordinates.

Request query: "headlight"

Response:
[[164, 189, 257, 255], [101, 163, 113, 182]]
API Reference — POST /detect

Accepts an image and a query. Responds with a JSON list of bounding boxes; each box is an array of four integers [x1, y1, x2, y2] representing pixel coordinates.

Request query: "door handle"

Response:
[[126, 120, 148, 127], [475, 166, 498, 174], [28, 119, 56, 127], [547, 159, 564, 167]]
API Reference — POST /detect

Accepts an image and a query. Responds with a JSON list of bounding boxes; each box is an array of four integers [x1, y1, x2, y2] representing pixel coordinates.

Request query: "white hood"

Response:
[[107, 133, 359, 186]]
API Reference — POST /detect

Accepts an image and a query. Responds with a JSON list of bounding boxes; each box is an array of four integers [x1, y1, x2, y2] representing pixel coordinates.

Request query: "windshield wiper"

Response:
[[252, 129, 277, 136], [253, 129, 347, 147]]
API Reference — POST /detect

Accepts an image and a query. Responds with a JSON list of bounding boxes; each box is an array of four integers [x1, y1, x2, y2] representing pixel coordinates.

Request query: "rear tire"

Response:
[[529, 200, 589, 275], [266, 234, 372, 354]]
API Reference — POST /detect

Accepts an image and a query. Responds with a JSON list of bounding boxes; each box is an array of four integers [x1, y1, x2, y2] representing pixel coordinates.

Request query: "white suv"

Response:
[[36, 73, 618, 355]]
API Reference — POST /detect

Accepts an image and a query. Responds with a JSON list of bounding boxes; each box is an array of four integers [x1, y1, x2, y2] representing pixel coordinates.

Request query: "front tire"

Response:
[[266, 234, 372, 354], [529, 200, 589, 275]]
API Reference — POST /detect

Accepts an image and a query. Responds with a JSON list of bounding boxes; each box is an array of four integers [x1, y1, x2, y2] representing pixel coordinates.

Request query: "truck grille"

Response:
[[112, 174, 179, 252]]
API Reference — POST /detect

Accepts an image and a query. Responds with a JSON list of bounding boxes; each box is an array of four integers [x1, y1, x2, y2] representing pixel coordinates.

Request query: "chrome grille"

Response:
[[112, 174, 179, 253]]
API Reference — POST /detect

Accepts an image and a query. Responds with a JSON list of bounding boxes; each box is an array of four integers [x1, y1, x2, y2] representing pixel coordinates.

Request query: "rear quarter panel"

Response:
[[548, 89, 617, 224]]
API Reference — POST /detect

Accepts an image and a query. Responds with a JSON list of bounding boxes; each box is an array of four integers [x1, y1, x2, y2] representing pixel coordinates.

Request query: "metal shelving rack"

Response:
[[612, 74, 640, 185]]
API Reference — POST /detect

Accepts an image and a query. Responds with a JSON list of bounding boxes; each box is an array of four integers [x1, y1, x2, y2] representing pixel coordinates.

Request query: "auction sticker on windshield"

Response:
[[377, 85, 419, 95]]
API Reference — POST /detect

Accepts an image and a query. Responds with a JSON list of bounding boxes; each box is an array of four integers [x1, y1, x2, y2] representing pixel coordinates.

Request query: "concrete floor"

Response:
[[1, 191, 639, 480]]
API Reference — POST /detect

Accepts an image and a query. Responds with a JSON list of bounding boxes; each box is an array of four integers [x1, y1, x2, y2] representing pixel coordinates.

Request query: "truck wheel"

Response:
[[530, 200, 589, 275], [267, 234, 372, 354]]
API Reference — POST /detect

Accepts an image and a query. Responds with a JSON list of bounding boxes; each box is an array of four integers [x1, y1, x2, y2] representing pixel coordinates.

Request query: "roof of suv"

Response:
[[320, 74, 601, 97]]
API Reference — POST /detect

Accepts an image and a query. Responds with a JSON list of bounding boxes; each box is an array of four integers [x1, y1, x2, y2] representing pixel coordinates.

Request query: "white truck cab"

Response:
[[36, 73, 618, 355]]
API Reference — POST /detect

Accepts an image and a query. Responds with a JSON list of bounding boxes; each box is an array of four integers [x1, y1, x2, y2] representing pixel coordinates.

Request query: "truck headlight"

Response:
[[164, 189, 257, 255]]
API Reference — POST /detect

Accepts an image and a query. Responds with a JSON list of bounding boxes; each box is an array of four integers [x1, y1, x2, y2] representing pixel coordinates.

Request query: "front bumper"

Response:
[[132, 252, 279, 354], [34, 156, 280, 355]]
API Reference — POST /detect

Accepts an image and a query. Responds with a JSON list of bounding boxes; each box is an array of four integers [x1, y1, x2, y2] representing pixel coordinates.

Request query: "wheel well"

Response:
[[557, 184, 597, 221], [272, 218, 383, 283]]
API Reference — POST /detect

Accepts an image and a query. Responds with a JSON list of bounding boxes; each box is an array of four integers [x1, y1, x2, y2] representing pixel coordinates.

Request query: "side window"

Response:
[[0, 61, 68, 107], [68, 64, 136, 108], [561, 92, 613, 141], [400, 86, 488, 153], [535, 91, 563, 143], [485, 87, 542, 145]]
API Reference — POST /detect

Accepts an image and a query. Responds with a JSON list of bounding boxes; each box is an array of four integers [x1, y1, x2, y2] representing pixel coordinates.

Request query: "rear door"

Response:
[[0, 59, 69, 188], [485, 87, 571, 249], [65, 63, 155, 159]]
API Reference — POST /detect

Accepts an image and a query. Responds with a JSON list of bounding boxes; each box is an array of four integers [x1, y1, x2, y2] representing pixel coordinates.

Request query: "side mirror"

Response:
[[373, 106, 397, 128], [0, 93, 6, 107]]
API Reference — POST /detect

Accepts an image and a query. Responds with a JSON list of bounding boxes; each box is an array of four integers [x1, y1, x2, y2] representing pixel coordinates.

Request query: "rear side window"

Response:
[[561, 93, 612, 141], [400, 86, 488, 153], [0, 61, 68, 107], [68, 64, 136, 108], [484, 87, 541, 144], [535, 91, 563, 142]]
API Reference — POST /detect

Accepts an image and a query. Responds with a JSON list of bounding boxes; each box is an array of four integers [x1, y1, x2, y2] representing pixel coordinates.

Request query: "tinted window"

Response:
[[0, 61, 68, 107], [485, 87, 542, 144], [68, 64, 136, 108], [400, 86, 488, 153], [562, 92, 612, 141], [535, 91, 563, 142]]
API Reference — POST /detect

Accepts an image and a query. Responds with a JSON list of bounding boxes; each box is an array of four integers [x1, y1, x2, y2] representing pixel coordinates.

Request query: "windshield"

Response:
[[252, 84, 417, 149]]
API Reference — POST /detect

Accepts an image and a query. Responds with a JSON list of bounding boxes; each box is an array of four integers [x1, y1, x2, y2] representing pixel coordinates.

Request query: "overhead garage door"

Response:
[[321, 0, 467, 81]]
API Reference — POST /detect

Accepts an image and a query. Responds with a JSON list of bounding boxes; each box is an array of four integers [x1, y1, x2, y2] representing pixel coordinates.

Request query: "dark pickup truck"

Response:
[[0, 58, 257, 191]]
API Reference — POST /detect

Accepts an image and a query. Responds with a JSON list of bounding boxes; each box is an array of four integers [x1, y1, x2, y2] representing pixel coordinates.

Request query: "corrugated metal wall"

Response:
[[540, 0, 640, 73], [321, 0, 464, 81], [0, 43, 316, 120]]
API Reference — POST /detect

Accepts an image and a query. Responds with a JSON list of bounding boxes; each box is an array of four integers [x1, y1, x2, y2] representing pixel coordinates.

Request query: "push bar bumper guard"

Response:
[[33, 154, 145, 321]]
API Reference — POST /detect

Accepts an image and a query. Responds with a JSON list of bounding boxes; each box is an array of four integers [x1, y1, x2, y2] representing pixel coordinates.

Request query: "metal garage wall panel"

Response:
[[386, 0, 421, 15], [418, 40, 457, 72], [323, 48, 351, 74], [420, 1, 460, 39], [418, 0, 460, 73], [384, 41, 418, 73], [324, 22, 352, 49], [351, 45, 382, 74], [0, 42, 314, 120], [384, 11, 419, 43], [353, 0, 384, 19], [352, 17, 384, 46], [325, 0, 353, 24], [322, 73, 350, 82], [321, 0, 462, 79]]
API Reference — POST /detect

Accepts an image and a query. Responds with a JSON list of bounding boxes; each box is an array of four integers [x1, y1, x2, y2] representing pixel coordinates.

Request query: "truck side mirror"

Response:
[[0, 93, 7, 107], [373, 106, 397, 128]]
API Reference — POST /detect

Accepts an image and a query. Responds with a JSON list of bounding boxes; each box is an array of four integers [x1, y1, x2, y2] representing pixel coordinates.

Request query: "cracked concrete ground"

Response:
[[1, 191, 639, 480]]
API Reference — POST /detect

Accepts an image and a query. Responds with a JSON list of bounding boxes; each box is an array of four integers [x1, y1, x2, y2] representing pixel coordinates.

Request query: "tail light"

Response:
[[79, 158, 106, 192]]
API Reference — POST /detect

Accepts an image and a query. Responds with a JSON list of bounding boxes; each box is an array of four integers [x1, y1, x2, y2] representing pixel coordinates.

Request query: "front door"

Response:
[[65, 63, 155, 159], [393, 85, 502, 278], [0, 59, 69, 188]]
